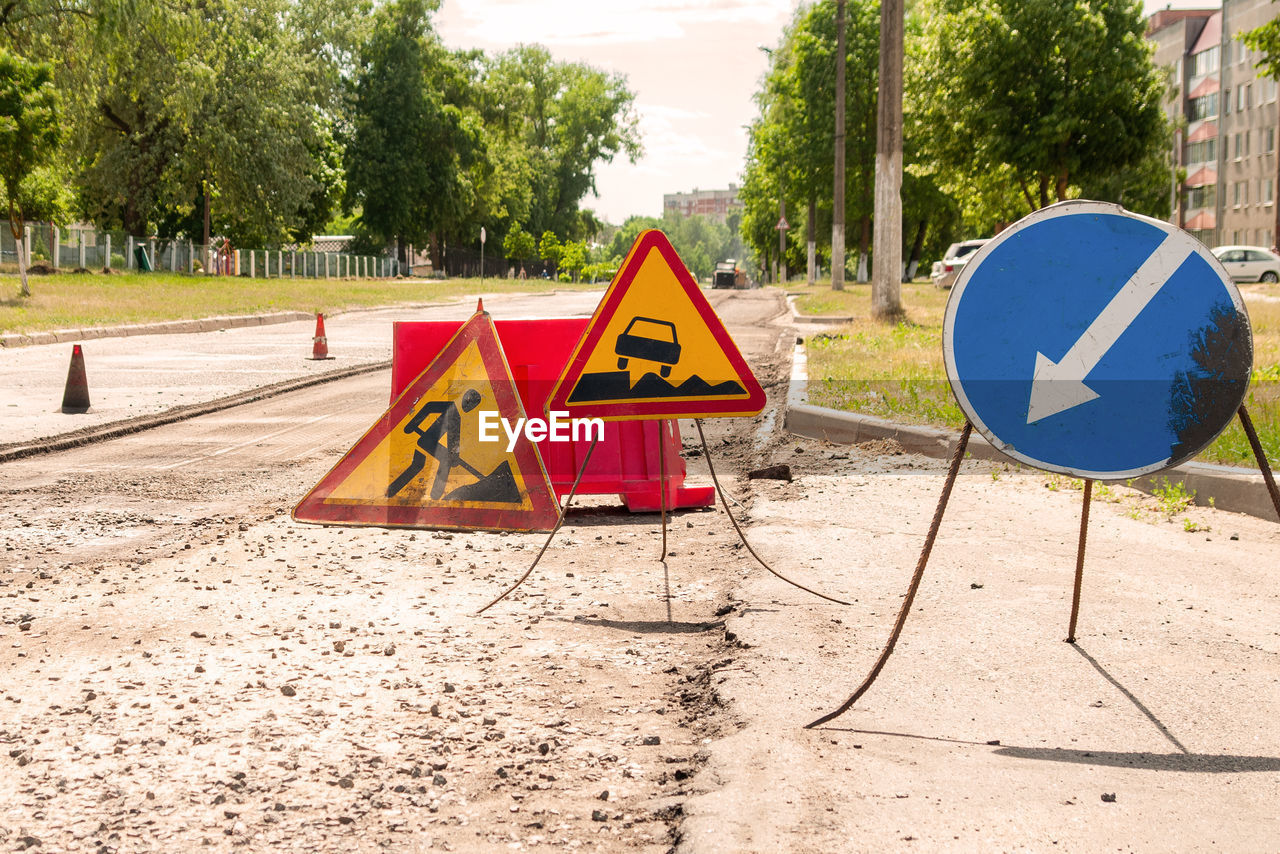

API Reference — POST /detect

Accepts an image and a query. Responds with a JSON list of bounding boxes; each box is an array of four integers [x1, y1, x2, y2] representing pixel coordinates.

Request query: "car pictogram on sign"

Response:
[[615, 316, 680, 378], [547, 228, 765, 419]]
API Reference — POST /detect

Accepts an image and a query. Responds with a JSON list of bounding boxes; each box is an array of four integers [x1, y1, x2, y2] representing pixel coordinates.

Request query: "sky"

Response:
[[435, 0, 1220, 226]]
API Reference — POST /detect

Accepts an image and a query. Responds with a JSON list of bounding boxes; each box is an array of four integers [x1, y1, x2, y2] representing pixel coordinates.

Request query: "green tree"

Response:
[[503, 224, 536, 266], [917, 0, 1168, 211], [0, 49, 59, 296], [0, 0, 94, 57], [344, 0, 482, 265], [559, 238, 587, 281], [1241, 9, 1280, 77], [537, 229, 562, 274], [742, 0, 882, 283], [901, 166, 960, 278], [481, 46, 641, 240], [604, 213, 741, 281], [71, 0, 357, 245], [605, 215, 660, 260]]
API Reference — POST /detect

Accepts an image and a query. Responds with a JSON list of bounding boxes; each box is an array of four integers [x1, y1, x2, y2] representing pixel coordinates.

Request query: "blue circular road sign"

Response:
[[943, 201, 1253, 480]]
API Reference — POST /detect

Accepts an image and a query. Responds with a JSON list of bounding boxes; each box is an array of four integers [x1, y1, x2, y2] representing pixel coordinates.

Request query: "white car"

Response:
[[930, 239, 989, 288], [1211, 245, 1280, 283]]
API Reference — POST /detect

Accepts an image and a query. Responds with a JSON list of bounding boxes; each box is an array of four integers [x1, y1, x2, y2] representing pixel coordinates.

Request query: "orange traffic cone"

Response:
[[61, 344, 90, 413], [309, 313, 334, 360]]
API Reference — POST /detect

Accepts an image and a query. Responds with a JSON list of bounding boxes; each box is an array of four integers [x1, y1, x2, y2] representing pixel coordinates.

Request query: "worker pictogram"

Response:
[[293, 306, 560, 532], [547, 229, 766, 420]]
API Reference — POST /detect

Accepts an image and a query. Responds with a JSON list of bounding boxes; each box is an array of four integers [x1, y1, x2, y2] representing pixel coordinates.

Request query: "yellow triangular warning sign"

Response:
[[293, 308, 560, 532], [547, 229, 766, 420]]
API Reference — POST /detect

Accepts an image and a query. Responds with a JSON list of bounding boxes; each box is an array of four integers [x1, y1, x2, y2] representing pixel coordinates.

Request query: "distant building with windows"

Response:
[[662, 185, 742, 223], [1147, 1, 1280, 248]]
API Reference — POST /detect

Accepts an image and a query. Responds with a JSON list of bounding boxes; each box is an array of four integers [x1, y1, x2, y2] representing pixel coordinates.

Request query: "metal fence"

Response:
[[442, 245, 551, 279], [1, 223, 400, 278]]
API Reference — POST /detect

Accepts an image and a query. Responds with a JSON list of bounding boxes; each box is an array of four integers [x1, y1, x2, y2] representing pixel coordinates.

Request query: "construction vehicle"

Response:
[[713, 259, 748, 289]]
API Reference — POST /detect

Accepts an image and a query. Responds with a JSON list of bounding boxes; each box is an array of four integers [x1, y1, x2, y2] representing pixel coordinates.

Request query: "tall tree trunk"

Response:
[[778, 197, 787, 285], [856, 215, 871, 283], [807, 197, 816, 286], [202, 179, 212, 252], [1055, 169, 1069, 203], [18, 239, 29, 296], [906, 218, 927, 282], [1018, 177, 1036, 214], [871, 0, 904, 318], [1038, 175, 1050, 209], [9, 202, 28, 297], [831, 0, 847, 291], [123, 200, 145, 240]]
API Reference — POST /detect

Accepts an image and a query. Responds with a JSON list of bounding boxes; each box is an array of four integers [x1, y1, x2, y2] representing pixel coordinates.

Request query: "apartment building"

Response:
[[662, 185, 743, 223], [1148, 1, 1280, 248]]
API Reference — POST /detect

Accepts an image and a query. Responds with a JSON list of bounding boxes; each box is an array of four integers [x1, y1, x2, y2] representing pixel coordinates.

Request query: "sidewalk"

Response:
[[0, 291, 602, 453]]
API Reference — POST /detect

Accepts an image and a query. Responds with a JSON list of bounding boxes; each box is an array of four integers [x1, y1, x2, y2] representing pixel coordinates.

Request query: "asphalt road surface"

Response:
[[2, 287, 1278, 852]]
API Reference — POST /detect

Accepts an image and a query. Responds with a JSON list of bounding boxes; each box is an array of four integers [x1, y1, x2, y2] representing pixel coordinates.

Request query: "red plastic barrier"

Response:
[[391, 318, 713, 512]]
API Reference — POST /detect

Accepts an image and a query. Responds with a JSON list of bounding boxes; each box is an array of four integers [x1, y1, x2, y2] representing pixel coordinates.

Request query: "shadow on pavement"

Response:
[[825, 728, 1280, 774], [1069, 642, 1189, 753], [556, 616, 725, 634], [993, 746, 1280, 773]]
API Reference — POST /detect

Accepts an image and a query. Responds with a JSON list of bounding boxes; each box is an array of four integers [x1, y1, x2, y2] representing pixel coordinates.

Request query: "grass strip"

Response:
[[1, 272, 600, 336], [794, 281, 1280, 468]]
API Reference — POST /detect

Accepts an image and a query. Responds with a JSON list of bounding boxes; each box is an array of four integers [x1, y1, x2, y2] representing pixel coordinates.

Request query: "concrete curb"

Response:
[[785, 338, 1279, 523], [785, 403, 1009, 463], [0, 311, 314, 349], [784, 294, 853, 325], [792, 313, 854, 324]]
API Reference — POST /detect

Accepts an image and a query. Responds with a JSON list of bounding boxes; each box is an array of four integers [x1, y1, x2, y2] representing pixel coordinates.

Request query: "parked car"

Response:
[[1211, 245, 1280, 283], [930, 239, 989, 289]]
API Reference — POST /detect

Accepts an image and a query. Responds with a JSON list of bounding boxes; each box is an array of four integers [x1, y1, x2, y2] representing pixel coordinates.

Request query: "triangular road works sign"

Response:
[[293, 306, 560, 532], [547, 229, 766, 420]]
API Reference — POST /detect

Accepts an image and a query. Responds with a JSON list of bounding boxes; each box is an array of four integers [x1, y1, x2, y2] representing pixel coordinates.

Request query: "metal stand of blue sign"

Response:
[[808, 409, 1279, 730], [806, 423, 973, 729], [810, 206, 1280, 725], [1238, 406, 1280, 522]]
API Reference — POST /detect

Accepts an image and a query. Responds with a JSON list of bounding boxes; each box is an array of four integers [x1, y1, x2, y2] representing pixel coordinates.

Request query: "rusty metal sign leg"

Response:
[[694, 420, 852, 606], [657, 420, 673, 622], [475, 437, 601, 615], [1239, 405, 1280, 522], [658, 420, 669, 561], [806, 422, 973, 729], [1066, 478, 1093, 644]]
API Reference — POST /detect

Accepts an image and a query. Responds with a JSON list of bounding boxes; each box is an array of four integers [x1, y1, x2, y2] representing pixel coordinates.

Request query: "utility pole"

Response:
[[807, 199, 816, 285], [871, 0, 903, 318], [832, 0, 847, 291], [202, 179, 211, 258], [777, 199, 789, 285]]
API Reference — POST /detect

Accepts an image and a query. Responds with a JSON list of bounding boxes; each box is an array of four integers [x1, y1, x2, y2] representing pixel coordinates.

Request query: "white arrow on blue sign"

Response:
[[943, 200, 1253, 480]]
